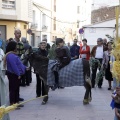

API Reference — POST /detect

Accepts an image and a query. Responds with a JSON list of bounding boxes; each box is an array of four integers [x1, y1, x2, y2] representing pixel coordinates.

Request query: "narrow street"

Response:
[[9, 73, 114, 120]]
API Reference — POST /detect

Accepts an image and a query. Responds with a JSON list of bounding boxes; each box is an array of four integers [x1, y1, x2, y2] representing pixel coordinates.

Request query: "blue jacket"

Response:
[[6, 53, 26, 76], [70, 44, 80, 59]]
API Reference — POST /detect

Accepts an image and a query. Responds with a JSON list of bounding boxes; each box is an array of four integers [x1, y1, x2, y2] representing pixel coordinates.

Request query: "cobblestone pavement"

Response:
[[9, 73, 114, 120]]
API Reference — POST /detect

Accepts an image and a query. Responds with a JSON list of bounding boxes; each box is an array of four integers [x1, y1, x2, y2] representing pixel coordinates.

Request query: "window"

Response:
[[42, 14, 46, 26], [42, 35, 47, 40], [54, 5, 56, 12], [33, 10, 36, 23], [77, 20, 79, 28], [2, 0, 15, 9], [54, 0, 56, 12], [24, 25, 27, 29], [53, 17, 56, 30], [55, 36, 57, 39], [52, 36, 55, 41], [77, 6, 80, 14]]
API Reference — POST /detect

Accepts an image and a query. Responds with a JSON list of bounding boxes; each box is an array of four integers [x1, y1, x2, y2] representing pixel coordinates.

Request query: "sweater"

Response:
[[37, 48, 48, 57], [6, 53, 26, 76], [80, 45, 90, 60], [70, 44, 80, 59]]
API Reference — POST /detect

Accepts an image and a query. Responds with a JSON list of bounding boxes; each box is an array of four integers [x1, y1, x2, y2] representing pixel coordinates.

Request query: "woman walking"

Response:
[[102, 42, 114, 90]]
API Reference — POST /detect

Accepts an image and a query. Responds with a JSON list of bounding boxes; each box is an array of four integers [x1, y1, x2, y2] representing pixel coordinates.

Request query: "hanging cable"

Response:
[[33, 3, 88, 24]]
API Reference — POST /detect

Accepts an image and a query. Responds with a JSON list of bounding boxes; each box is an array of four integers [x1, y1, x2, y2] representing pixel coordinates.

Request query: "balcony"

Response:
[[42, 25, 48, 31], [30, 23, 38, 29], [2, 3, 15, 9]]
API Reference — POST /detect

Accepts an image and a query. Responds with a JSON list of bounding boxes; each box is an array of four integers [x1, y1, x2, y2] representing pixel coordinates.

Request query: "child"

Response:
[[52, 38, 71, 90]]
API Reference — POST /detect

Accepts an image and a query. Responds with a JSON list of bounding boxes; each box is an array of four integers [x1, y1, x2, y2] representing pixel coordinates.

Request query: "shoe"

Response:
[[98, 86, 102, 88], [20, 84, 26, 87], [18, 104, 24, 107], [83, 99, 89, 105], [19, 98, 24, 101], [36, 95, 41, 98], [51, 84, 58, 91], [108, 88, 111, 90], [58, 86, 64, 89], [41, 101, 46, 105], [88, 97, 92, 102]]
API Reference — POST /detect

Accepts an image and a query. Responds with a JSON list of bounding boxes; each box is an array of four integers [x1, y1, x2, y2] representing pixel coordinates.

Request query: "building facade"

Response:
[[91, 6, 115, 24], [0, 0, 32, 40], [30, 0, 64, 47], [30, 1, 52, 47], [54, 0, 92, 44]]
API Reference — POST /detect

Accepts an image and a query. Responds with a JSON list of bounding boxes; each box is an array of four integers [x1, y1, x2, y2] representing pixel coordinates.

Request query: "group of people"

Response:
[[67, 38, 114, 90], [0, 28, 120, 119], [0, 29, 33, 114]]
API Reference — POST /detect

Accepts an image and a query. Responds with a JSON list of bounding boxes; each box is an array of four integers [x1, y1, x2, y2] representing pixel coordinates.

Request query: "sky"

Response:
[[56, 0, 92, 23], [92, 0, 119, 10]]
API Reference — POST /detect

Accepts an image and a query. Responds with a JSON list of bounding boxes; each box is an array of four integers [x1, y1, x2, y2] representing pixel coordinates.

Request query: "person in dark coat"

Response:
[[42, 38, 50, 52], [70, 39, 80, 60], [21, 37, 32, 86], [36, 41, 48, 97], [52, 38, 71, 90]]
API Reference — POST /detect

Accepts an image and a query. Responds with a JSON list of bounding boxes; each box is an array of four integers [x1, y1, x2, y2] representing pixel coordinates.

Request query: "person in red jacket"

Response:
[[79, 38, 90, 60]]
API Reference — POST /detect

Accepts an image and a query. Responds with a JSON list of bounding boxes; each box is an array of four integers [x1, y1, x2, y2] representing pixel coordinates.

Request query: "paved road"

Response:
[[9, 73, 114, 120]]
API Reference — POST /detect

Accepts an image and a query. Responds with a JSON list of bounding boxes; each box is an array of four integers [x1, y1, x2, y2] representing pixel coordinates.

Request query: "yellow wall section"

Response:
[[0, 21, 29, 41]]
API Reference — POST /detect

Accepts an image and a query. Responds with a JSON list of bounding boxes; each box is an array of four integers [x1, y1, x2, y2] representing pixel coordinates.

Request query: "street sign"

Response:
[[27, 29, 32, 35], [79, 28, 84, 34]]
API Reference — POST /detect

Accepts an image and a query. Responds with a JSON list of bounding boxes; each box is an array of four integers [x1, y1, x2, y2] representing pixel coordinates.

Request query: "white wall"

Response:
[[83, 19, 118, 45], [16, 0, 32, 22], [84, 28, 114, 45]]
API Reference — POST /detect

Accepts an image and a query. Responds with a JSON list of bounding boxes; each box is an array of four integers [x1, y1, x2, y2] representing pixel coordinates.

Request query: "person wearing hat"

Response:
[[79, 38, 90, 60], [91, 38, 107, 88]]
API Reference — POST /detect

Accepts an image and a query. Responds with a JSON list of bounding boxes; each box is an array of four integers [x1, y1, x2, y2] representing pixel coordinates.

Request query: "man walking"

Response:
[[91, 38, 106, 88]]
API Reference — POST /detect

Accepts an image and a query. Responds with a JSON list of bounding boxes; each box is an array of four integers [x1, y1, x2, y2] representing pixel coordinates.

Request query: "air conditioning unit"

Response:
[[42, 25, 48, 30], [31, 23, 38, 29]]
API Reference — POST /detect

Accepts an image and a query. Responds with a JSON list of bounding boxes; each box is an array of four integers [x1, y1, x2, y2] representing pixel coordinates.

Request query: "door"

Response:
[[0, 25, 6, 40]]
